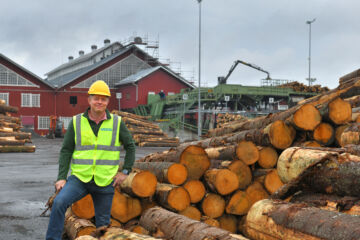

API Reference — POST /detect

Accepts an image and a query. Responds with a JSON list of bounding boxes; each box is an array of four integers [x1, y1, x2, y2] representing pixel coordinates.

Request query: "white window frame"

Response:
[[0, 92, 9, 105], [59, 116, 72, 130], [38, 116, 50, 130], [21, 93, 40, 107]]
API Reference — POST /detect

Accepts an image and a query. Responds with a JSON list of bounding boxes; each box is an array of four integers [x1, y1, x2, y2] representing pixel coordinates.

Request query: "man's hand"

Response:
[[113, 172, 128, 187], [55, 180, 66, 192]]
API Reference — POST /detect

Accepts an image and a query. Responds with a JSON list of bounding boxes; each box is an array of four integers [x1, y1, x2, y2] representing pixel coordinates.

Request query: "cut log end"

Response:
[[131, 171, 157, 197], [219, 214, 238, 233], [264, 169, 284, 194], [258, 146, 278, 169], [313, 122, 335, 146], [226, 190, 251, 216], [293, 103, 321, 130], [227, 160, 252, 189], [179, 206, 201, 221], [202, 216, 220, 227], [236, 141, 259, 165], [183, 180, 206, 203], [180, 145, 210, 180], [167, 186, 190, 211], [71, 194, 95, 220], [267, 120, 295, 150], [205, 169, 239, 195], [202, 193, 225, 218], [245, 181, 269, 207], [167, 163, 187, 185], [329, 97, 352, 124]]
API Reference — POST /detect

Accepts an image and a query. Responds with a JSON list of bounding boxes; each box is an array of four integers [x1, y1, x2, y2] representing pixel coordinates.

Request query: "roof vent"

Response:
[[79, 50, 84, 56], [134, 37, 143, 44], [104, 39, 111, 46], [91, 45, 97, 51], [68, 56, 74, 61]]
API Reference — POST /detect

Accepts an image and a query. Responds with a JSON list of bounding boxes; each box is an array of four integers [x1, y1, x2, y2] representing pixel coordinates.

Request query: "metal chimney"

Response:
[[79, 50, 84, 56], [68, 56, 74, 61], [91, 45, 97, 51]]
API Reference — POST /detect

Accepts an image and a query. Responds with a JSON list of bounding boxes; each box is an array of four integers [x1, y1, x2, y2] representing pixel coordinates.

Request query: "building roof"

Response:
[[115, 66, 195, 88], [47, 46, 133, 88], [0, 53, 54, 89], [45, 42, 123, 76]]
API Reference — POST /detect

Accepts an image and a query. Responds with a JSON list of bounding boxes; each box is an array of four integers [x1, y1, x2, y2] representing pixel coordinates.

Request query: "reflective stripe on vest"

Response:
[[71, 113, 121, 186]]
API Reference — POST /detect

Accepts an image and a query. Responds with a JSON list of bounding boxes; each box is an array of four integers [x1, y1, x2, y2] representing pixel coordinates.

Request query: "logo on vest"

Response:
[[101, 128, 112, 131]]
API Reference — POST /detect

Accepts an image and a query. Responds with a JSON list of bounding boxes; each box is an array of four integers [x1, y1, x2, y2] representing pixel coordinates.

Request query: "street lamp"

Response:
[[196, 0, 202, 138], [306, 18, 316, 86]]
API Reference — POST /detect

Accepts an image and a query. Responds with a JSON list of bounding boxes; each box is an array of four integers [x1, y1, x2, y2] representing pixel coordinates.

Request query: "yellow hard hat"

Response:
[[88, 80, 111, 97]]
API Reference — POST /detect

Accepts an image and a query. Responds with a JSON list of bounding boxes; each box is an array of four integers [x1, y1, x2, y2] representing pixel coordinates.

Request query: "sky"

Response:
[[1, 0, 360, 89]]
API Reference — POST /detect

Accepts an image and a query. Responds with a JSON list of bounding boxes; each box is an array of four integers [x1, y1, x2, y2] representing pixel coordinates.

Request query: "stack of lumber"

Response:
[[112, 110, 179, 147], [0, 99, 35, 153], [277, 81, 329, 93], [216, 113, 248, 128]]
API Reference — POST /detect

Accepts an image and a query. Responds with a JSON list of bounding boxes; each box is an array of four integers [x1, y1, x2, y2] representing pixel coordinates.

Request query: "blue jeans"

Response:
[[46, 175, 114, 240]]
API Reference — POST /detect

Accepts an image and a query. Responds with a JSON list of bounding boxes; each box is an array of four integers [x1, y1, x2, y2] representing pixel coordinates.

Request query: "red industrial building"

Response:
[[0, 40, 194, 135]]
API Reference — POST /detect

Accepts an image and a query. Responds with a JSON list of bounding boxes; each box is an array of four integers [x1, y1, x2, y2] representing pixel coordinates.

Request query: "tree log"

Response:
[[112, 110, 151, 121], [257, 146, 278, 169], [218, 214, 237, 233], [139, 206, 249, 240], [226, 160, 252, 189], [156, 183, 190, 212], [183, 180, 206, 203], [245, 199, 360, 240], [202, 193, 225, 218], [122, 117, 160, 129], [65, 208, 95, 240], [179, 145, 210, 180], [0, 114, 20, 124], [340, 123, 360, 147], [201, 216, 220, 227], [179, 205, 201, 221], [235, 141, 259, 165], [204, 169, 239, 195], [130, 162, 187, 185], [325, 97, 352, 125], [138, 142, 179, 147], [0, 138, 26, 146], [245, 181, 269, 207], [71, 194, 95, 220], [81, 227, 164, 240], [0, 131, 31, 140], [111, 189, 142, 223], [264, 169, 284, 194], [226, 190, 251, 215], [286, 103, 321, 131], [0, 145, 35, 152], [205, 145, 236, 160], [0, 104, 18, 113], [119, 170, 157, 198]]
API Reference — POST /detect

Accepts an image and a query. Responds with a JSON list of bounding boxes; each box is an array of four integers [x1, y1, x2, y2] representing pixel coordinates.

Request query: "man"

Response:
[[46, 80, 135, 240]]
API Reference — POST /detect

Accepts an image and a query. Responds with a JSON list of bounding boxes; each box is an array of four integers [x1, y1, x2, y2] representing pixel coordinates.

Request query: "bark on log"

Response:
[[79, 227, 164, 240], [130, 162, 187, 185], [245, 199, 360, 240], [0, 131, 31, 140], [138, 142, 179, 147], [205, 145, 236, 160], [119, 170, 157, 198], [275, 148, 360, 199], [204, 169, 239, 195], [155, 183, 190, 212], [139, 206, 249, 240], [65, 208, 95, 240], [0, 104, 18, 113]]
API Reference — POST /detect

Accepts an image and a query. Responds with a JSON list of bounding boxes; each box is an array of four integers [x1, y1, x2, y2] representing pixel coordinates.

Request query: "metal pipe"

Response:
[[197, 0, 202, 138], [306, 18, 316, 86]]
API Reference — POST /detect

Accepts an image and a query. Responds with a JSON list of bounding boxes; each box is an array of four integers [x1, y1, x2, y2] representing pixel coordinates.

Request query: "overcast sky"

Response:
[[1, 0, 360, 89]]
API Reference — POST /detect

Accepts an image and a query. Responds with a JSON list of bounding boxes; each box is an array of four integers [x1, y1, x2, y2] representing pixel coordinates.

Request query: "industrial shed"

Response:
[[0, 40, 194, 134]]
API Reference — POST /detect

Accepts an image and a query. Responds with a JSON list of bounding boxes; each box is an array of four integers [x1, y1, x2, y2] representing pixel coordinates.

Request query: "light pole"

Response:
[[197, 0, 202, 138], [306, 18, 316, 86]]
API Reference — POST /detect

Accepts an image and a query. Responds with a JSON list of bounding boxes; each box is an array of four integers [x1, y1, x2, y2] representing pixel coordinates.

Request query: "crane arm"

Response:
[[220, 60, 271, 84]]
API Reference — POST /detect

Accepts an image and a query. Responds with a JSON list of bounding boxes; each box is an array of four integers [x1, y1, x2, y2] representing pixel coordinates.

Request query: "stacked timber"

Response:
[[277, 81, 329, 93], [216, 113, 248, 128], [112, 110, 179, 147], [0, 99, 35, 153]]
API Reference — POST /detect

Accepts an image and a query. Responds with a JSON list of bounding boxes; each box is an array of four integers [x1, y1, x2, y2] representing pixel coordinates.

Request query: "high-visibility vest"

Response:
[[71, 113, 121, 187]]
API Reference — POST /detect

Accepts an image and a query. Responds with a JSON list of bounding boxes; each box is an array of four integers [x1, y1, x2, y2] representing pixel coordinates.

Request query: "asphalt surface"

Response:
[[0, 137, 169, 240]]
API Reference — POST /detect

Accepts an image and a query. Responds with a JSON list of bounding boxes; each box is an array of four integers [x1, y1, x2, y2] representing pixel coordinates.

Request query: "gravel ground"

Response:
[[0, 137, 168, 240]]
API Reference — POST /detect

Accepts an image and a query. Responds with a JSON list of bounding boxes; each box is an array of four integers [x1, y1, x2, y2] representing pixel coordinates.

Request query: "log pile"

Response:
[[216, 113, 248, 128], [0, 99, 35, 153], [112, 110, 179, 147], [277, 81, 330, 93], [56, 71, 360, 239]]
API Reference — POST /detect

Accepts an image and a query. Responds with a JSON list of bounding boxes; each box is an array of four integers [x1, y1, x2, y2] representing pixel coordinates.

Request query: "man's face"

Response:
[[88, 95, 110, 114]]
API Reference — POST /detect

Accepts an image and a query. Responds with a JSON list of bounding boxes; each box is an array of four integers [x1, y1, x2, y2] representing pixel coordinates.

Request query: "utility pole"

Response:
[[196, 0, 202, 138], [306, 18, 316, 86]]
